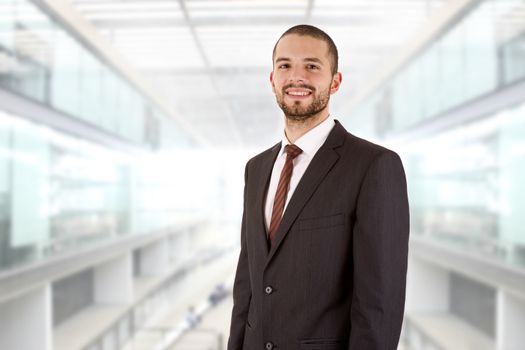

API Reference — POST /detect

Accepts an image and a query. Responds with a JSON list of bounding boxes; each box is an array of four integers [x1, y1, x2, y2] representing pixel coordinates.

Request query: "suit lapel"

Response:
[[254, 142, 281, 255], [265, 121, 347, 264]]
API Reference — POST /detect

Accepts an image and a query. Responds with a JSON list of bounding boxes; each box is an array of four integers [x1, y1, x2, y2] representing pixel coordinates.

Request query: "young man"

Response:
[[228, 25, 409, 350]]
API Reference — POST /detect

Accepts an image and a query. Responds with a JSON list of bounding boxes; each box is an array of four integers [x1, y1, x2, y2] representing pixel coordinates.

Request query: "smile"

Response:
[[285, 89, 312, 96]]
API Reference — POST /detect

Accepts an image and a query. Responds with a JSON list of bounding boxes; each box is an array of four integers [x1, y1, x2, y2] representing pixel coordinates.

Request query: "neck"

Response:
[[284, 109, 330, 144]]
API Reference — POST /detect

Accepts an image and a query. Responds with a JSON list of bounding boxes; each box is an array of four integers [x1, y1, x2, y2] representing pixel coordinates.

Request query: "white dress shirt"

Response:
[[264, 115, 336, 231]]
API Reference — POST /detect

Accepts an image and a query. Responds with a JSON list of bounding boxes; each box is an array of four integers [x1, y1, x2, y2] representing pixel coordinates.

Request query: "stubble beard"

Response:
[[276, 84, 331, 122]]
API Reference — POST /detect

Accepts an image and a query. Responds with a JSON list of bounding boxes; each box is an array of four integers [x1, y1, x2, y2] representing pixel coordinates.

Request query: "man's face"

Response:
[[270, 34, 342, 121]]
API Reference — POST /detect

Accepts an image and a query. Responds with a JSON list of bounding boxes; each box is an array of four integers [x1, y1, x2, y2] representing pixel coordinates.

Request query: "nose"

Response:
[[288, 66, 306, 84]]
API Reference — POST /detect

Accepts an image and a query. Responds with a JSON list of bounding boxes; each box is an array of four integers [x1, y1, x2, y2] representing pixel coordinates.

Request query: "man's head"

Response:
[[272, 25, 339, 75], [270, 25, 342, 122]]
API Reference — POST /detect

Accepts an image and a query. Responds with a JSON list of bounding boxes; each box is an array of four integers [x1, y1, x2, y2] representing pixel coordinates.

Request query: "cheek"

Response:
[[303, 75, 323, 88], [272, 79, 286, 92], [272, 72, 288, 85]]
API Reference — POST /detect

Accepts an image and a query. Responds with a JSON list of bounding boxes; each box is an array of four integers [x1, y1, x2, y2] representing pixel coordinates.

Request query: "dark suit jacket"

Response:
[[228, 120, 410, 350]]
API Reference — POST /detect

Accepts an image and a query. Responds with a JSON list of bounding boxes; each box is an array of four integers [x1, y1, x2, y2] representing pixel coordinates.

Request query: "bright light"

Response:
[[85, 11, 184, 20]]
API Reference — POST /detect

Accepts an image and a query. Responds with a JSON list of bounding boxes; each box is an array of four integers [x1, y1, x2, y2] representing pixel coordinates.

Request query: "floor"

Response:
[[122, 248, 409, 350], [122, 250, 237, 350]]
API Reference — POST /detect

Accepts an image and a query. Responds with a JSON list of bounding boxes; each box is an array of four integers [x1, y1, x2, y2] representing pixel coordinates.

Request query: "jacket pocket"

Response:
[[299, 213, 344, 231], [246, 301, 256, 329], [300, 338, 347, 350]]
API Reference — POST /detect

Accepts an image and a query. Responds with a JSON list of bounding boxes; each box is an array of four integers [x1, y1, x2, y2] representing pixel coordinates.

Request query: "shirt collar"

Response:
[[280, 115, 335, 157]]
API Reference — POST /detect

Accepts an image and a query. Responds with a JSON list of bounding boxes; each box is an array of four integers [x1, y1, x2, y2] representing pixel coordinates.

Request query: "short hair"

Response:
[[272, 24, 339, 76]]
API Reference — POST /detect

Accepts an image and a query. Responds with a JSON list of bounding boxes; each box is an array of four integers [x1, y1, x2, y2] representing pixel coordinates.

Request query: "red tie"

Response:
[[268, 144, 303, 243]]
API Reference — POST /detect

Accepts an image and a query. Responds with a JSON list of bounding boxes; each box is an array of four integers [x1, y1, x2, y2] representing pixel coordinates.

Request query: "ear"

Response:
[[270, 71, 276, 93], [330, 72, 342, 94]]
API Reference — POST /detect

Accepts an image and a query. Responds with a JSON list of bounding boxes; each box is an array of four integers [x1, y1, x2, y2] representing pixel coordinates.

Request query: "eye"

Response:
[[307, 64, 319, 70], [278, 63, 290, 69]]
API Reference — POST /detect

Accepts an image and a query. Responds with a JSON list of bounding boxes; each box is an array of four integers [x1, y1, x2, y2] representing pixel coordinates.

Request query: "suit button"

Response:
[[265, 342, 274, 350], [265, 286, 273, 294]]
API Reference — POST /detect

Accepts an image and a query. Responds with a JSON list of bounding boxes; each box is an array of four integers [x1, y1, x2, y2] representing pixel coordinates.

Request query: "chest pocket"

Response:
[[299, 213, 344, 231]]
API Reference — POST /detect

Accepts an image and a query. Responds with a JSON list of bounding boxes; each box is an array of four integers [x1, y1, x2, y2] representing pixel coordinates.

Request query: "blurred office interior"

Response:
[[1, 0, 525, 349]]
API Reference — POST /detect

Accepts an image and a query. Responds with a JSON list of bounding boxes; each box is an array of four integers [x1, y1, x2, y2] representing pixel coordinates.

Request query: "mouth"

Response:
[[285, 88, 313, 99]]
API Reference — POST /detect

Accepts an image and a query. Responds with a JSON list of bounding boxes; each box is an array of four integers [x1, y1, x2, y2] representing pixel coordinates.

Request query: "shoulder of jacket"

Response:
[[344, 131, 400, 161], [246, 142, 280, 167]]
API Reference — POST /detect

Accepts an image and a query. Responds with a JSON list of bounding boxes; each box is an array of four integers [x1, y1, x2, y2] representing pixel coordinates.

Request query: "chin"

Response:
[[284, 112, 316, 122]]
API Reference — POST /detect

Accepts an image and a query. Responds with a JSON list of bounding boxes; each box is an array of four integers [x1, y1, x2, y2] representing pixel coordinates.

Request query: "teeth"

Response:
[[287, 91, 310, 96]]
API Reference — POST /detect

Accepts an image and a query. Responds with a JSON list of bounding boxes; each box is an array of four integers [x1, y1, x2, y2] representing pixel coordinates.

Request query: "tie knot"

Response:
[[284, 144, 303, 159]]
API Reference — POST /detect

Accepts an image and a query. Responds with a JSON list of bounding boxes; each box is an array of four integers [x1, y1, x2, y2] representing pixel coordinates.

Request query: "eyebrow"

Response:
[[275, 57, 290, 63], [304, 57, 324, 65], [275, 57, 324, 65]]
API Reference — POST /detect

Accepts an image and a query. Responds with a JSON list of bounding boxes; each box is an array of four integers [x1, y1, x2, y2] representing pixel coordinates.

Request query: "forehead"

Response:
[[274, 34, 330, 62]]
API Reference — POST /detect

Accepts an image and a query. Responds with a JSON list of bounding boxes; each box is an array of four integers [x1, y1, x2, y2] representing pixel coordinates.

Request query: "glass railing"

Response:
[[403, 101, 525, 268], [0, 110, 205, 273], [0, 0, 191, 149], [344, 0, 525, 137]]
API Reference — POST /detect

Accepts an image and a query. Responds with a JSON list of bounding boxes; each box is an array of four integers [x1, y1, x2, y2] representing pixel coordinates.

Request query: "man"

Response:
[[227, 24, 409, 350]]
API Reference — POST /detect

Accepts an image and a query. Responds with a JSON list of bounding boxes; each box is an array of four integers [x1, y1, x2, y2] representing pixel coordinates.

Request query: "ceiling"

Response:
[[68, 0, 448, 149]]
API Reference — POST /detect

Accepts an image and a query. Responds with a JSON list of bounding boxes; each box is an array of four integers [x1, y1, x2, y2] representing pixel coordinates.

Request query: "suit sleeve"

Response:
[[348, 150, 410, 350], [227, 161, 252, 350]]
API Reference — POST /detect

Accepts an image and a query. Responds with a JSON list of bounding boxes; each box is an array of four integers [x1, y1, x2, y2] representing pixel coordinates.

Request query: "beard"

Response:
[[276, 83, 331, 122]]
